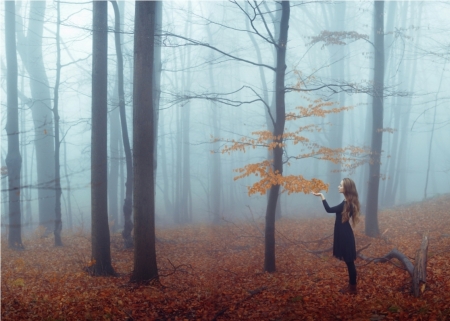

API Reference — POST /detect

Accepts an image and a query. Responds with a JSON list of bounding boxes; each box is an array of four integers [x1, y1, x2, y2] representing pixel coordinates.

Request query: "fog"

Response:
[[2, 0, 450, 237]]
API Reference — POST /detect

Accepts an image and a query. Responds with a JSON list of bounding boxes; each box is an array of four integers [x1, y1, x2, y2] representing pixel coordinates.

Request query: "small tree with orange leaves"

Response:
[[217, 95, 368, 272]]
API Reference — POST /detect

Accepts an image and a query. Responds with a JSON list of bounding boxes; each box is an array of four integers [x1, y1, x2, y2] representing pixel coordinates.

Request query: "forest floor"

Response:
[[2, 195, 450, 321]]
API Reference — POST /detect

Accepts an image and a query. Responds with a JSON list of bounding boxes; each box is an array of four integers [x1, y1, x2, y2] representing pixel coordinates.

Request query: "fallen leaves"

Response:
[[2, 195, 450, 320]]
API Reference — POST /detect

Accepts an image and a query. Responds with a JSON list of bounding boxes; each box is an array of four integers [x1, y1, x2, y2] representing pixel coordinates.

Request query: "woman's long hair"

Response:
[[342, 178, 360, 226]]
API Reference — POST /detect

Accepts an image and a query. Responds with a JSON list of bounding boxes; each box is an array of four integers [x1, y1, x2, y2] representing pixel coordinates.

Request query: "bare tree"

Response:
[[264, 1, 290, 272], [365, 1, 385, 237], [110, 0, 133, 248], [53, 0, 63, 247], [16, 1, 56, 234], [130, 1, 159, 282], [90, 1, 115, 276], [5, 0, 24, 250]]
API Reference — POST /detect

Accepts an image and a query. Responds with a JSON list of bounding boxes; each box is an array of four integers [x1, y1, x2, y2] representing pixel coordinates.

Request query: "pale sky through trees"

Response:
[[1, 0, 450, 233]]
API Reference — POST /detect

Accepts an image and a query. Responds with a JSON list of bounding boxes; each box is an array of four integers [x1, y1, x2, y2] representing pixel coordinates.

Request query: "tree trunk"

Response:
[[110, 0, 133, 247], [412, 234, 428, 297], [19, 68, 32, 233], [16, 1, 56, 234], [90, 1, 115, 276], [5, 0, 24, 250], [245, 2, 282, 221], [107, 0, 122, 233], [130, 0, 158, 283], [325, 2, 346, 206], [53, 0, 63, 246], [159, 114, 173, 217], [423, 65, 444, 199], [365, 1, 384, 237], [180, 6, 193, 223], [1, 156, 8, 236], [206, 26, 222, 224], [264, 1, 290, 273], [153, 1, 163, 177], [63, 138, 72, 230]]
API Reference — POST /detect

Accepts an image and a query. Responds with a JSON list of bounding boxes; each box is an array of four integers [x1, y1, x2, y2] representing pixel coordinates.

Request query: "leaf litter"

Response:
[[2, 195, 450, 320]]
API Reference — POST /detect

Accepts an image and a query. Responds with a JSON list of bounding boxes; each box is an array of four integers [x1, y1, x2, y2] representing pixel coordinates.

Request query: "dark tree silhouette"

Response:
[[5, 0, 24, 250], [365, 1, 385, 237], [110, 0, 133, 248], [53, 0, 63, 247], [90, 1, 115, 276], [130, 1, 159, 283]]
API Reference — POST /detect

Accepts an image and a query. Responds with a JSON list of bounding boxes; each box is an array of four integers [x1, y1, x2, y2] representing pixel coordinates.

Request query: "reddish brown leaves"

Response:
[[2, 195, 450, 320]]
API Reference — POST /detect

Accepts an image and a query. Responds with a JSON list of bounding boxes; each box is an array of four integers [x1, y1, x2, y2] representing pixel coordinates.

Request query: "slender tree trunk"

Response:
[[181, 7, 193, 223], [53, 0, 63, 246], [153, 1, 163, 176], [5, 0, 24, 250], [159, 113, 172, 217], [365, 1, 384, 237], [206, 26, 222, 224], [264, 1, 290, 273], [19, 67, 31, 233], [424, 64, 445, 199], [245, 1, 282, 220], [130, 0, 158, 283], [16, 1, 56, 234], [324, 2, 347, 205], [63, 137, 72, 230], [119, 141, 124, 228], [1, 156, 8, 235], [108, 79, 120, 233], [90, 1, 115, 276], [110, 0, 133, 247]]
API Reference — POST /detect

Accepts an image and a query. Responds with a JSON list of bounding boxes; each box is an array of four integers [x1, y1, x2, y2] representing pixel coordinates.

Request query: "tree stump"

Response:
[[412, 233, 428, 297]]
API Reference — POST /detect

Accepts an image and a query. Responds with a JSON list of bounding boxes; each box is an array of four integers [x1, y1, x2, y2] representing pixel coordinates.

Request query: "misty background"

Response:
[[1, 0, 450, 238]]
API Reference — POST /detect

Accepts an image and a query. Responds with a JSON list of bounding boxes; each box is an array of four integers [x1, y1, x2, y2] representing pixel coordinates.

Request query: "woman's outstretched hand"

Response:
[[311, 192, 325, 200]]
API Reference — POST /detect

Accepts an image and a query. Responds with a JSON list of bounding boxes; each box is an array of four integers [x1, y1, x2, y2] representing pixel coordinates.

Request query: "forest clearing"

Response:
[[2, 195, 450, 321]]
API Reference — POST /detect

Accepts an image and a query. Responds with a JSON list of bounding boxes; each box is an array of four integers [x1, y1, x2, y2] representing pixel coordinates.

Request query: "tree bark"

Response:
[[53, 0, 63, 246], [206, 25, 222, 224], [90, 1, 115, 276], [110, 0, 133, 247], [264, 1, 290, 273], [365, 1, 384, 237], [5, 0, 24, 250], [130, 0, 158, 282], [16, 1, 56, 234], [324, 2, 346, 206], [412, 234, 428, 297], [423, 65, 444, 200]]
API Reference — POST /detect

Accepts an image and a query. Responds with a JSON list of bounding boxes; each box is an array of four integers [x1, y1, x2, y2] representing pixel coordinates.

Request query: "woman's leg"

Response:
[[345, 261, 357, 285]]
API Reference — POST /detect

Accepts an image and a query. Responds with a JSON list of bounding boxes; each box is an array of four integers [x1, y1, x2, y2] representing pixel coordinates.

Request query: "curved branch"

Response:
[[160, 31, 276, 71]]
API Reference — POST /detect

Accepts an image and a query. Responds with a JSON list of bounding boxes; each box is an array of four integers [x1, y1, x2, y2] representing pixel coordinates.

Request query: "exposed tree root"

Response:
[[358, 233, 429, 297]]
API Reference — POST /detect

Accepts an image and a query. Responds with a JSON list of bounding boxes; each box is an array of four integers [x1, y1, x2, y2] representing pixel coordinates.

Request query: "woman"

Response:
[[312, 178, 361, 294]]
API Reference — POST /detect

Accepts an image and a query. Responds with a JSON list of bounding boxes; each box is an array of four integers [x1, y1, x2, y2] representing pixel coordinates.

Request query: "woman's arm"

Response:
[[322, 199, 344, 213], [312, 192, 343, 213]]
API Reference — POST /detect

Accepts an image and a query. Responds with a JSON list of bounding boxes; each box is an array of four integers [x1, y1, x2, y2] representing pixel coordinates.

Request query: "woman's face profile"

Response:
[[338, 180, 344, 194]]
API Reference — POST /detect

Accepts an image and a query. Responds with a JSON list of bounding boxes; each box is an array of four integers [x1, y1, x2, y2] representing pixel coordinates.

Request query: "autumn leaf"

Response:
[[2, 196, 450, 321]]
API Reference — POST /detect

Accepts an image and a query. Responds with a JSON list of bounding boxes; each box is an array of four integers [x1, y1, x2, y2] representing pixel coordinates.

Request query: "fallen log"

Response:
[[358, 233, 429, 297]]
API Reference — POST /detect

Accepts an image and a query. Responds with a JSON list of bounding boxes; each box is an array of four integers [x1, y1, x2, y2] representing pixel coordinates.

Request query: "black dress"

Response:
[[322, 200, 356, 262]]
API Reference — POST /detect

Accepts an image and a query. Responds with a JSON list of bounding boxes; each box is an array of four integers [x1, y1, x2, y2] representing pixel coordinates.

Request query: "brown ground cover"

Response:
[[2, 195, 450, 320]]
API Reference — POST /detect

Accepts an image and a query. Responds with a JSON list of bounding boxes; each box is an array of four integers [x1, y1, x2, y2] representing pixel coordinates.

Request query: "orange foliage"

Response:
[[2, 196, 450, 320], [234, 160, 329, 195], [218, 98, 367, 196]]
